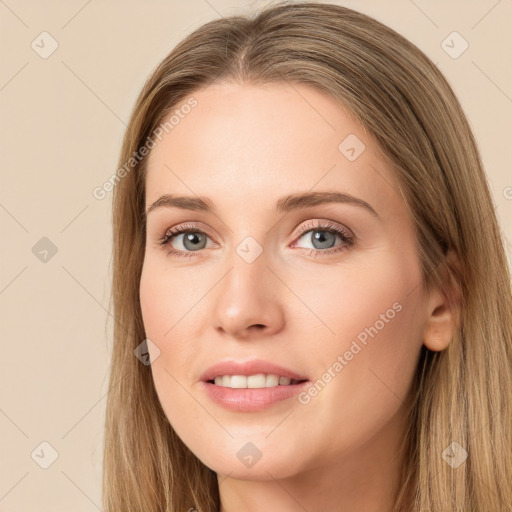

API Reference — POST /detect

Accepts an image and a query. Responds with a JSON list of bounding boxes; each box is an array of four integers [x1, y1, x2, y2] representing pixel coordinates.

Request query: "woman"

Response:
[[103, 2, 512, 511]]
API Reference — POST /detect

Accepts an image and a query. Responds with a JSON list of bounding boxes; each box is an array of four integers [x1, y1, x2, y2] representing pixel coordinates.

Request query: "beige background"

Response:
[[0, 0, 511, 510]]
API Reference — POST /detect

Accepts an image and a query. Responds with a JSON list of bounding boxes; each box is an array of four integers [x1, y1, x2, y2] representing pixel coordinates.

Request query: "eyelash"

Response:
[[157, 221, 355, 259]]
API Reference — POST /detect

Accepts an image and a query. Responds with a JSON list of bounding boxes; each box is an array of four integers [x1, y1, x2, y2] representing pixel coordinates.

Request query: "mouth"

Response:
[[199, 359, 310, 411]]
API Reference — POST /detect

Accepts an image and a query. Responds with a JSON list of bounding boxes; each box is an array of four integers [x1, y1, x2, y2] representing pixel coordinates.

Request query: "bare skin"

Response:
[[140, 81, 458, 512]]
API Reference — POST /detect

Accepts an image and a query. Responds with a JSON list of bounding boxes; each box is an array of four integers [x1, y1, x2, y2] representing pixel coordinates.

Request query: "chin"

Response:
[[181, 433, 308, 481]]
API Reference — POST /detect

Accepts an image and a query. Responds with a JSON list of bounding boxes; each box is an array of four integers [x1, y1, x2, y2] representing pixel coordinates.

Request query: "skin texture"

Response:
[[140, 82, 458, 512]]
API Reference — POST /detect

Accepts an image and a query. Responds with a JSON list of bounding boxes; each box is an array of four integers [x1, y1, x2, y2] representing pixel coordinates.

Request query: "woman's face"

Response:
[[140, 81, 429, 479]]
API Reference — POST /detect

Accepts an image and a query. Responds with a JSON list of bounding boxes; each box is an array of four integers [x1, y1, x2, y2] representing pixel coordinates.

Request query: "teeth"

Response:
[[265, 374, 279, 387], [212, 374, 300, 389], [248, 374, 266, 388], [230, 375, 247, 388]]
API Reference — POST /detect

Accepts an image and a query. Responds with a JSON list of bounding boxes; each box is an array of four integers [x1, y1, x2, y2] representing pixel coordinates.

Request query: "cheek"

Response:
[[284, 247, 423, 350], [308, 299, 423, 460], [139, 260, 191, 407], [139, 270, 202, 453], [139, 257, 208, 423], [139, 255, 200, 342], [291, 249, 424, 423], [139, 265, 202, 388], [139, 251, 175, 336]]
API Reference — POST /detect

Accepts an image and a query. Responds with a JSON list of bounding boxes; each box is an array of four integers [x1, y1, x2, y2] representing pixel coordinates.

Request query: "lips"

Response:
[[199, 359, 311, 411], [199, 359, 309, 383]]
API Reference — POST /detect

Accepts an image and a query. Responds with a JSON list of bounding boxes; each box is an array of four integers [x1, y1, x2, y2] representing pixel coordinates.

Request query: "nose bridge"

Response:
[[213, 236, 284, 336], [222, 240, 270, 311]]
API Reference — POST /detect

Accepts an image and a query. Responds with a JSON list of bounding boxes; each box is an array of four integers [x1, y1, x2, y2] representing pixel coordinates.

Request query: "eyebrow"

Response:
[[145, 191, 379, 218]]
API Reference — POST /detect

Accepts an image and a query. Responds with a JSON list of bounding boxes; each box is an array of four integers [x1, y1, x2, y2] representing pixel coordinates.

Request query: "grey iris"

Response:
[[183, 233, 207, 251], [311, 230, 336, 249]]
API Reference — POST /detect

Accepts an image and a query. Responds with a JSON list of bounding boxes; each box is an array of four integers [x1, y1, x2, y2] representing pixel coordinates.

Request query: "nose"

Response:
[[213, 249, 285, 340]]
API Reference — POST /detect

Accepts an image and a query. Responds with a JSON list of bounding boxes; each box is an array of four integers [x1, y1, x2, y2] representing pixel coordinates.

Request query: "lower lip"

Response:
[[200, 380, 310, 412]]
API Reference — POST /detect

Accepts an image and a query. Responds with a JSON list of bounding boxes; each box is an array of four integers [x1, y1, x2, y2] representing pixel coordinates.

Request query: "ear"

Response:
[[422, 249, 462, 352]]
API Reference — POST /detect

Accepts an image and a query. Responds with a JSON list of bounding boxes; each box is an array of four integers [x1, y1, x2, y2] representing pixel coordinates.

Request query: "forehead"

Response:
[[144, 81, 402, 219]]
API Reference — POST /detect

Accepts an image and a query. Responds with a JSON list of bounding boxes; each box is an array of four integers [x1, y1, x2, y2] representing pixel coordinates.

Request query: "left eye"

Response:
[[293, 226, 353, 251]]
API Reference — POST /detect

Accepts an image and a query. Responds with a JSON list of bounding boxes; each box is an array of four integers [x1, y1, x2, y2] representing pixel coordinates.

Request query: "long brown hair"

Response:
[[103, 2, 512, 510]]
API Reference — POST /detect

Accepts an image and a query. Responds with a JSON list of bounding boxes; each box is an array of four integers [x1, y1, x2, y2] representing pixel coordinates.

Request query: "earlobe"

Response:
[[422, 250, 462, 352]]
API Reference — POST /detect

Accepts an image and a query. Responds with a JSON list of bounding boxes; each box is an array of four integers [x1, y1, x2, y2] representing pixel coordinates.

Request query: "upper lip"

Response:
[[200, 359, 309, 382]]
